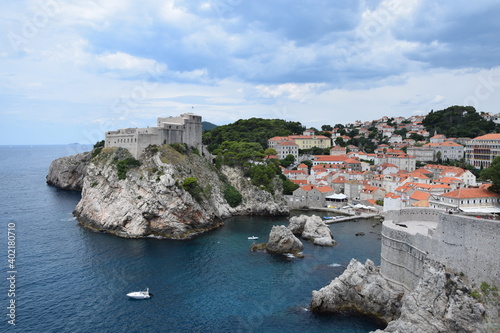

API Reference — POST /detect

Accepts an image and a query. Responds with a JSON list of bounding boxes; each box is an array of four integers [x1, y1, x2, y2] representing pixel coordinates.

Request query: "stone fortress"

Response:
[[104, 113, 203, 158], [381, 208, 499, 291]]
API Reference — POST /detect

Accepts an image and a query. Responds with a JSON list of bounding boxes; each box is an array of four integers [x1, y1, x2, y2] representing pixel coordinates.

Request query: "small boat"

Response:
[[126, 288, 151, 299], [247, 236, 259, 240]]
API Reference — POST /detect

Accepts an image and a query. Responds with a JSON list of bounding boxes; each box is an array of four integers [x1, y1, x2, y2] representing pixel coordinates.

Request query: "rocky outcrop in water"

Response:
[[46, 151, 92, 191], [311, 259, 403, 323], [301, 215, 336, 246], [312, 259, 491, 333], [48, 144, 289, 239], [374, 260, 488, 333], [289, 215, 336, 246], [266, 225, 303, 255], [288, 215, 307, 235]]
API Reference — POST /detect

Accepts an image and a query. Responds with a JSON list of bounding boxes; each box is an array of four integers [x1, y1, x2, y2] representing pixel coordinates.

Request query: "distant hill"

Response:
[[202, 118, 305, 152], [422, 105, 498, 138], [202, 121, 218, 132]]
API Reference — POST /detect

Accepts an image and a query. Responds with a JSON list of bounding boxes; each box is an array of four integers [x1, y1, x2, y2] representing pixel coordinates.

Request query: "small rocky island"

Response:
[[47, 144, 289, 239]]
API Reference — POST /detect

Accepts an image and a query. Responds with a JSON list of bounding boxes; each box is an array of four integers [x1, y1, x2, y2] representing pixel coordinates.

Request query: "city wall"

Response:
[[381, 208, 499, 291]]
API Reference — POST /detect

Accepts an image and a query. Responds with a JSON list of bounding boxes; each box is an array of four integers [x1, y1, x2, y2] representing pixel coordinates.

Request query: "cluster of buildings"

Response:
[[280, 115, 500, 215]]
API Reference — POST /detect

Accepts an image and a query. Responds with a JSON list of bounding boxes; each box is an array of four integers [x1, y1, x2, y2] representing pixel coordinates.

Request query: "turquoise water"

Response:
[[0, 145, 384, 332]]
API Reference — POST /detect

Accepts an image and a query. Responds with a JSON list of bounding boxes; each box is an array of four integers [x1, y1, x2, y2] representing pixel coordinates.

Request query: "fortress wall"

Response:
[[105, 129, 139, 158], [381, 208, 500, 291], [106, 113, 203, 158], [431, 214, 500, 287], [384, 208, 441, 224], [381, 220, 432, 291]]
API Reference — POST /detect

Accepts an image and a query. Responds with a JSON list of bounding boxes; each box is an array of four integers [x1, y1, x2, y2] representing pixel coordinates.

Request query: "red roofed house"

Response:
[[430, 188, 500, 213], [330, 145, 347, 156], [360, 185, 386, 202], [275, 141, 299, 160], [290, 185, 325, 209]]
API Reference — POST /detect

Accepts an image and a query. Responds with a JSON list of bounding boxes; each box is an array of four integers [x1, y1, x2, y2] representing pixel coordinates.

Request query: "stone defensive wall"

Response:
[[381, 208, 499, 291]]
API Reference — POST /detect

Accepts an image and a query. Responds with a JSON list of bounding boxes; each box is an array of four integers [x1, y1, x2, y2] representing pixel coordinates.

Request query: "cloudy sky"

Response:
[[1, 0, 500, 145]]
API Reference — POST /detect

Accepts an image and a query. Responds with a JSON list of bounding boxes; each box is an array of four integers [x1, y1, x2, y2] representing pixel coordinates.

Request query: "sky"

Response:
[[1, 0, 500, 145]]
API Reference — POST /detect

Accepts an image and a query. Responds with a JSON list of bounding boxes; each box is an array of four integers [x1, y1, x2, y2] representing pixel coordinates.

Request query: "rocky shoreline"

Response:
[[311, 258, 494, 333], [47, 145, 289, 239]]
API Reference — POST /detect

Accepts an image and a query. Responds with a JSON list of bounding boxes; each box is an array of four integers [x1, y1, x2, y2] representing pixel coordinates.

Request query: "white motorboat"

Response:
[[126, 288, 151, 299], [247, 236, 259, 240]]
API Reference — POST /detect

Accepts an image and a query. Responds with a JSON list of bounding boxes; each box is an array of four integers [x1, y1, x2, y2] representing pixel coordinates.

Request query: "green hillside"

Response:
[[422, 105, 498, 138], [202, 118, 305, 152]]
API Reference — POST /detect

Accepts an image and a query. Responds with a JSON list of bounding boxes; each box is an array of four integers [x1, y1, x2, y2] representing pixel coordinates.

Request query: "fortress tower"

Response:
[[104, 113, 203, 158]]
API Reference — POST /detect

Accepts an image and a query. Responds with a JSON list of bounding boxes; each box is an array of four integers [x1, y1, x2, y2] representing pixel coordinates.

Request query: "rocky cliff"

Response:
[[311, 259, 403, 323], [312, 259, 492, 333], [46, 151, 92, 191], [48, 144, 289, 239]]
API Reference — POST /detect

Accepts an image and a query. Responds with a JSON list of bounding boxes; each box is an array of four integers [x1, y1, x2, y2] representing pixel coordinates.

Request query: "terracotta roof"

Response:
[[442, 188, 500, 199], [297, 163, 308, 168], [314, 155, 350, 162], [299, 185, 316, 191], [291, 179, 308, 185], [268, 136, 291, 141], [289, 135, 330, 140], [317, 186, 334, 193], [283, 170, 307, 175], [472, 133, 500, 140], [412, 200, 429, 207], [414, 168, 433, 174], [278, 141, 298, 146], [423, 141, 463, 147], [434, 177, 461, 184], [362, 185, 382, 193], [410, 191, 430, 201], [333, 176, 346, 183]]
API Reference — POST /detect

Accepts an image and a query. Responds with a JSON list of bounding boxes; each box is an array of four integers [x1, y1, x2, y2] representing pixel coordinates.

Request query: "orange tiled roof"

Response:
[[317, 186, 334, 193], [291, 179, 308, 185], [410, 191, 430, 201], [299, 185, 316, 191], [442, 188, 499, 199], [472, 133, 500, 140]]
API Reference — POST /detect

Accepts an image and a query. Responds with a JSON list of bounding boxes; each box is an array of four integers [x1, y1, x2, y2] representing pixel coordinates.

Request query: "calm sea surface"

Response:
[[0, 145, 384, 333]]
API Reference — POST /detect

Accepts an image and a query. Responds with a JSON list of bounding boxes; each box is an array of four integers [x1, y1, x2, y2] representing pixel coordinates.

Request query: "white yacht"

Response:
[[126, 288, 151, 299]]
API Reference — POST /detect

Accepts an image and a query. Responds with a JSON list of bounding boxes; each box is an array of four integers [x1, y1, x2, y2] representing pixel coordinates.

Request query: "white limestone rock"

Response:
[[63, 145, 289, 239], [266, 225, 304, 254], [301, 215, 336, 246], [288, 215, 307, 235], [374, 260, 487, 333], [311, 259, 404, 323], [46, 151, 92, 191], [220, 165, 289, 216]]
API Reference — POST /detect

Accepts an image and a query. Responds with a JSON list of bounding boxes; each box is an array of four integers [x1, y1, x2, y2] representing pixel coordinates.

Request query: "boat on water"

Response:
[[247, 236, 259, 240], [126, 288, 151, 299]]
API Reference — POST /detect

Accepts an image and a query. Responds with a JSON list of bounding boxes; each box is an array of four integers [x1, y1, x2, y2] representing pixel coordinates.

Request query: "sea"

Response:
[[0, 145, 385, 333]]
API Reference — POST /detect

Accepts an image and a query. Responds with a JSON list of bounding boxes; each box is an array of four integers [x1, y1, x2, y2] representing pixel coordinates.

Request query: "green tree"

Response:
[[213, 141, 265, 166], [183, 177, 203, 200], [264, 147, 277, 158], [223, 185, 243, 207], [282, 179, 299, 195], [481, 156, 500, 194], [321, 124, 333, 131], [335, 137, 346, 147], [279, 154, 295, 168]]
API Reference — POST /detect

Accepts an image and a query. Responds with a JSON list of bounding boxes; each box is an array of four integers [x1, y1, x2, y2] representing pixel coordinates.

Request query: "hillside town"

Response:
[[269, 112, 500, 216]]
